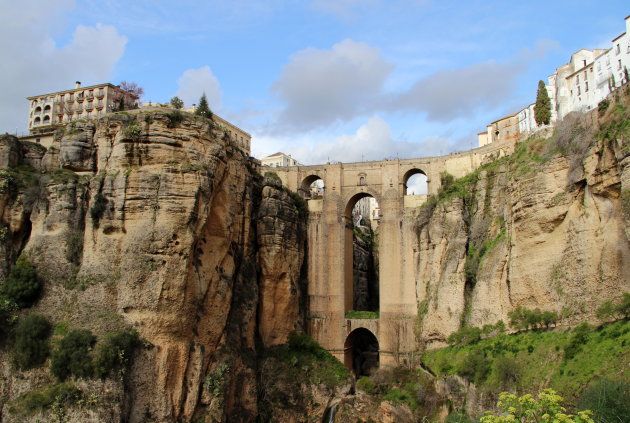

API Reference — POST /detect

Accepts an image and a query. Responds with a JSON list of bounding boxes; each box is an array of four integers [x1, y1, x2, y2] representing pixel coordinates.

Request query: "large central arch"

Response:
[[344, 328, 379, 377], [344, 192, 380, 314]]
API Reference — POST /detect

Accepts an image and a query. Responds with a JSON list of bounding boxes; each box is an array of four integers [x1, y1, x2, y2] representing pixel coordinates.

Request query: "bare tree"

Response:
[[111, 81, 144, 111]]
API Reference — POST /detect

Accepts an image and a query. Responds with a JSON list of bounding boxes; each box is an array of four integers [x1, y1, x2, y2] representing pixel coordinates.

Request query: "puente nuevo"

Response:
[[272, 137, 515, 371]]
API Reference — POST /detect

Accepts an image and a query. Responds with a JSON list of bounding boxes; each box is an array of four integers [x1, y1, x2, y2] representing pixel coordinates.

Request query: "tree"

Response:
[[534, 80, 551, 126], [480, 389, 594, 423], [170, 96, 184, 109], [51, 330, 96, 381], [1, 256, 41, 308], [13, 313, 52, 369], [111, 81, 144, 111], [195, 93, 213, 119]]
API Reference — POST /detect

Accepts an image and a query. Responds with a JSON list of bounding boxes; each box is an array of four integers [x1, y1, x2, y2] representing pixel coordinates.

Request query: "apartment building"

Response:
[[26, 82, 132, 132]]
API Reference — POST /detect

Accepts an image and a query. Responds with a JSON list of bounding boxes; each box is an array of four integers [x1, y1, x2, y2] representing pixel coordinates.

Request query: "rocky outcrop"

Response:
[[0, 111, 308, 423], [416, 108, 630, 346]]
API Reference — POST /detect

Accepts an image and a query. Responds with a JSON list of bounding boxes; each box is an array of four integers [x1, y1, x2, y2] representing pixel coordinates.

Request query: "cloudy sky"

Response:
[[1, 0, 628, 165]]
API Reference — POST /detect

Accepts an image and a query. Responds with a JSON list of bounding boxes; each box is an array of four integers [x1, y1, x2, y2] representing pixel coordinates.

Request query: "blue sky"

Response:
[[1, 1, 628, 164]]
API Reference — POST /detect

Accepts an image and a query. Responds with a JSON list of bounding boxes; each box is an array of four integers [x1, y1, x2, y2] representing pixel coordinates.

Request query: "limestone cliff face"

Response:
[[0, 111, 306, 422], [416, 113, 630, 346]]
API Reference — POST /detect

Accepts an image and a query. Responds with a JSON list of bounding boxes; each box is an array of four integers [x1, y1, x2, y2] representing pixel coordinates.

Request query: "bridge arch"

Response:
[[299, 174, 324, 199], [344, 192, 380, 314], [344, 328, 379, 377], [402, 168, 428, 195]]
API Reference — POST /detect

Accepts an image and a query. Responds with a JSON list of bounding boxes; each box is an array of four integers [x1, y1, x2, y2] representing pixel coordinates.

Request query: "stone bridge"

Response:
[[272, 140, 513, 374]]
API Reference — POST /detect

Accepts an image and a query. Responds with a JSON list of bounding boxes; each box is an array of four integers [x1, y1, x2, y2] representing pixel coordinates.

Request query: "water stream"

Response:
[[321, 403, 338, 423]]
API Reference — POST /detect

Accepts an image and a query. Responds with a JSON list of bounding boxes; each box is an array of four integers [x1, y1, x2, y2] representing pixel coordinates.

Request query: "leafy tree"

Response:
[[534, 80, 552, 126], [596, 301, 616, 320], [195, 93, 213, 119], [564, 322, 592, 361], [494, 356, 521, 390], [170, 96, 184, 109], [480, 389, 594, 423], [94, 330, 141, 378], [1, 256, 41, 308], [577, 378, 630, 423], [0, 295, 18, 340], [458, 350, 490, 384], [51, 330, 96, 381], [617, 293, 630, 318], [13, 313, 52, 369]]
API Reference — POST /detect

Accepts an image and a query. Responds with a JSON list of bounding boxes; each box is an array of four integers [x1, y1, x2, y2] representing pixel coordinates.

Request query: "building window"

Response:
[[34, 117, 41, 125], [44, 105, 51, 112], [576, 74, 580, 84], [616, 43, 621, 54], [69, 93, 74, 101], [34, 106, 42, 114], [585, 81, 588, 92], [619, 60, 622, 70], [577, 86, 581, 95]]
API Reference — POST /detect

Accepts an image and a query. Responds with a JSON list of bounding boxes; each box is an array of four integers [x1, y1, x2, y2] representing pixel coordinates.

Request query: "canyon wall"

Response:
[[415, 109, 630, 347], [0, 111, 307, 422]]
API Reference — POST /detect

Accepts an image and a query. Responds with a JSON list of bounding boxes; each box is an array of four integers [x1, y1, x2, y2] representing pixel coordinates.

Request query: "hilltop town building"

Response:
[[479, 15, 630, 147], [27, 82, 132, 132], [260, 152, 302, 167]]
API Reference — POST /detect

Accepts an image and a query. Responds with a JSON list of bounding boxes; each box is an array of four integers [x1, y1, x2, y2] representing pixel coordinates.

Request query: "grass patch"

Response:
[[423, 319, 630, 403], [345, 310, 379, 319], [9, 383, 82, 417]]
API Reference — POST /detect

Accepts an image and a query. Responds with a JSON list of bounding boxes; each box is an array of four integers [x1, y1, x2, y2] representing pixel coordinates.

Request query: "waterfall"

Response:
[[322, 403, 338, 423]]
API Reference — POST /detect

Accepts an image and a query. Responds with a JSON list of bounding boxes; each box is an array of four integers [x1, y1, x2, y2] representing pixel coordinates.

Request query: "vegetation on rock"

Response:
[[13, 313, 52, 370], [195, 92, 213, 119], [51, 329, 97, 381], [94, 330, 142, 378], [1, 256, 41, 308]]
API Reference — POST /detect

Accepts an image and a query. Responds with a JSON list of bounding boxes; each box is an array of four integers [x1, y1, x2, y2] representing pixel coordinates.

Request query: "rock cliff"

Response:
[[415, 103, 630, 347], [0, 110, 307, 422]]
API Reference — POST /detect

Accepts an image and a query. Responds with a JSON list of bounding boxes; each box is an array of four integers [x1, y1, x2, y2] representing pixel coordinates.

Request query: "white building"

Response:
[[611, 15, 630, 87], [259, 152, 302, 167], [517, 103, 537, 135]]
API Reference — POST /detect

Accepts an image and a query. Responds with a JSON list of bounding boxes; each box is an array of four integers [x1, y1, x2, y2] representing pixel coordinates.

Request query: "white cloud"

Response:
[[392, 60, 522, 122], [271, 39, 393, 132], [259, 116, 450, 165], [0, 0, 126, 132], [175, 66, 222, 110]]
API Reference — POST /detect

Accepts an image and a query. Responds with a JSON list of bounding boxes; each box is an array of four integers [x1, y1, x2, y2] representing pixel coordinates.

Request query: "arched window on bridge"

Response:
[[344, 328, 379, 377], [299, 175, 324, 199], [344, 193, 380, 315], [403, 169, 428, 195]]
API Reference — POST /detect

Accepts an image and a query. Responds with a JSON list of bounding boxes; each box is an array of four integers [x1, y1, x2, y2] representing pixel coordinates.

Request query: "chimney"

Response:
[[75, 81, 81, 89]]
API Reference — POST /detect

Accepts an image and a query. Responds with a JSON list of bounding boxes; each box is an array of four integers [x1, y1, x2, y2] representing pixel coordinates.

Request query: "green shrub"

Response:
[[51, 330, 96, 381], [0, 295, 19, 340], [480, 389, 594, 423], [9, 383, 81, 417], [446, 409, 476, 423], [263, 171, 282, 184], [65, 230, 84, 265], [577, 378, 630, 423], [564, 322, 592, 361], [356, 376, 376, 393], [170, 96, 184, 109], [384, 387, 417, 409], [166, 110, 184, 128], [617, 293, 630, 319], [90, 193, 108, 226], [13, 313, 52, 370], [598, 99, 611, 116], [94, 330, 141, 378], [448, 326, 482, 346], [123, 122, 142, 140], [494, 355, 521, 389], [458, 350, 490, 384], [1, 256, 41, 308]]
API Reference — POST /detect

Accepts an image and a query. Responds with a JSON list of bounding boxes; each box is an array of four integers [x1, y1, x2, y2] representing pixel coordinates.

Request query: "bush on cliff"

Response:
[[577, 378, 630, 423], [51, 330, 96, 381], [13, 313, 52, 370], [1, 256, 41, 308], [9, 382, 82, 417], [94, 330, 141, 378]]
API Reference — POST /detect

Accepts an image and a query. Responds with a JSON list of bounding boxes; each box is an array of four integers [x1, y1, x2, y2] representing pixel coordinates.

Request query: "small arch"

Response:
[[43, 115, 50, 124], [43, 105, 51, 112], [344, 328, 379, 377], [34, 106, 42, 113], [34, 117, 41, 125], [403, 168, 428, 195], [299, 174, 325, 199]]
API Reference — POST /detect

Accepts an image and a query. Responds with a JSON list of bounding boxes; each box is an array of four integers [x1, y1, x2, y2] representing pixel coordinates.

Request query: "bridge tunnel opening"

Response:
[[299, 175, 324, 199], [344, 328, 379, 378], [403, 169, 428, 195], [344, 193, 380, 314]]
